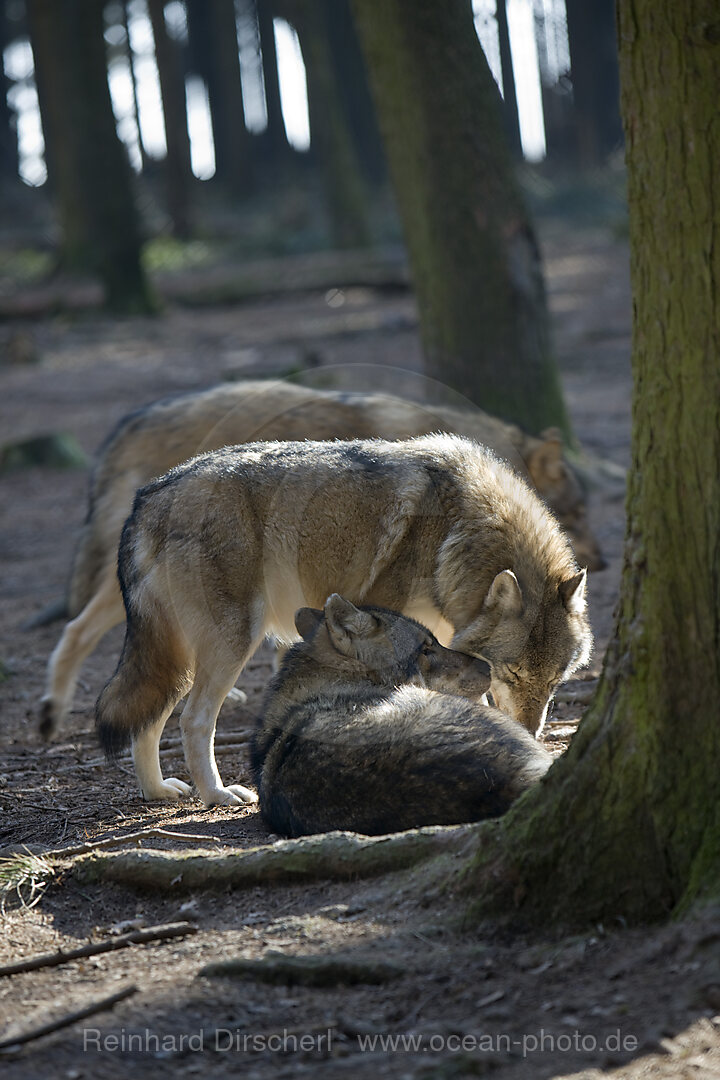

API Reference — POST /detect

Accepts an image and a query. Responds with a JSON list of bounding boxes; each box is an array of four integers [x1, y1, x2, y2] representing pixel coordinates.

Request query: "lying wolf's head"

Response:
[[450, 568, 593, 736], [295, 594, 491, 700]]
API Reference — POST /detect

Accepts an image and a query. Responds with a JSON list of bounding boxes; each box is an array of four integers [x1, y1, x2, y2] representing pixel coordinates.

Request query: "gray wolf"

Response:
[[95, 433, 591, 806], [251, 595, 553, 836], [41, 380, 602, 737]]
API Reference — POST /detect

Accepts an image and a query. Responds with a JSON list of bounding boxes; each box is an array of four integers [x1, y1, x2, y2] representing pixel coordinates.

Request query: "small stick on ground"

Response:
[[45, 827, 225, 859], [0, 984, 137, 1051], [0, 921, 198, 978]]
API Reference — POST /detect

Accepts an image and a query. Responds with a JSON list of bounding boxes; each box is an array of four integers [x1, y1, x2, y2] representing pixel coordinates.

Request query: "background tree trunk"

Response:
[[0, 0, 19, 179], [147, 0, 193, 237], [565, 0, 623, 166], [186, 0, 252, 193], [322, 0, 386, 187], [465, 0, 720, 926], [351, 0, 569, 436], [495, 0, 522, 159], [277, 0, 371, 249], [27, 0, 152, 312], [255, 0, 291, 169]]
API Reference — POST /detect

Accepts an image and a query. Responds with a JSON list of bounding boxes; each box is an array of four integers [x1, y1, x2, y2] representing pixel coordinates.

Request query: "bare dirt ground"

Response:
[[0, 225, 718, 1078]]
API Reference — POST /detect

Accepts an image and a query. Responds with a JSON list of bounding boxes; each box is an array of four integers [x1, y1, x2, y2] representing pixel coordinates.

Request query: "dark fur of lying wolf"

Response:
[[252, 596, 553, 837]]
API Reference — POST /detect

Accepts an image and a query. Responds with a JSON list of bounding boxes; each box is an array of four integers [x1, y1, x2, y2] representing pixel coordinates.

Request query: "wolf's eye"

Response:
[[506, 667, 522, 683], [420, 642, 435, 657]]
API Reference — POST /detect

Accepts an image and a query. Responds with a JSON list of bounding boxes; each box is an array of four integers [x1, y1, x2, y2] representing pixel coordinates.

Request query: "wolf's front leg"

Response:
[[132, 716, 192, 802], [180, 672, 257, 808]]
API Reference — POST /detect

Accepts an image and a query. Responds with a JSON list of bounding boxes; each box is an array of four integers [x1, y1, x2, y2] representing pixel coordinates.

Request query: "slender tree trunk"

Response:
[[147, 0, 193, 236], [121, 0, 151, 172], [322, 0, 386, 186], [0, 1, 19, 179], [26, 0, 152, 311], [495, 0, 522, 158], [565, 0, 623, 166], [277, 0, 371, 249], [352, 0, 568, 436], [255, 0, 291, 168], [465, 0, 720, 926], [186, 0, 252, 193]]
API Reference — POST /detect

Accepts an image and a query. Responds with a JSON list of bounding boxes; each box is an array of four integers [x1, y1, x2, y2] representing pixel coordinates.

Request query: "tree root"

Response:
[[199, 949, 402, 986], [70, 824, 479, 892]]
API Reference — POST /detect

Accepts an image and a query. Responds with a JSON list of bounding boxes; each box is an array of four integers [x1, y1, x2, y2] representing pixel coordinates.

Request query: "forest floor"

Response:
[[0, 222, 718, 1078]]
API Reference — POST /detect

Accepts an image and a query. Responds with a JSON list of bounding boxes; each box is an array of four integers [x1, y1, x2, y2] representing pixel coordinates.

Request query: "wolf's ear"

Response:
[[483, 570, 523, 618], [526, 428, 565, 485], [559, 569, 587, 614], [294, 607, 324, 640], [324, 594, 378, 654]]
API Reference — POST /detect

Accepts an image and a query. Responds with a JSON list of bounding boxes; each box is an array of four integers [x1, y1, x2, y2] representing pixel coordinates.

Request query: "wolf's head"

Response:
[[450, 568, 593, 736], [295, 594, 491, 700], [525, 429, 606, 572]]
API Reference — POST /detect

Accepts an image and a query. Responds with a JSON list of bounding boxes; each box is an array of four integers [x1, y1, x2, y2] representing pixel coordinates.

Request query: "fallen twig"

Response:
[[0, 921, 197, 978], [0, 984, 137, 1051], [45, 827, 224, 859]]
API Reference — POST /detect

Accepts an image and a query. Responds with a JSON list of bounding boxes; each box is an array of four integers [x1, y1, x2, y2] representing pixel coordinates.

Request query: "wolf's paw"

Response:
[[202, 784, 258, 808], [223, 686, 248, 706], [141, 777, 192, 802]]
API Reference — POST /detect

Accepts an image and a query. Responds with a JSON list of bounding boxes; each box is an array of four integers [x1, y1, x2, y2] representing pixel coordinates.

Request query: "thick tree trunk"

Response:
[[351, 0, 569, 437], [465, 0, 720, 926], [147, 0, 192, 237], [277, 0, 371, 249], [26, 0, 153, 312], [565, 0, 623, 166]]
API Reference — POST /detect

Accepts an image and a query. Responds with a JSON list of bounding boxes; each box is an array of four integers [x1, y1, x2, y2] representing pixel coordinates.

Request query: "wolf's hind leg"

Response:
[[181, 659, 259, 808], [40, 571, 125, 738], [133, 712, 192, 802]]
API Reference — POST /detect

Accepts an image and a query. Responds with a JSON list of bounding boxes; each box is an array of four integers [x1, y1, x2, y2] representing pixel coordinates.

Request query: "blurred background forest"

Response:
[[0, 0, 626, 320]]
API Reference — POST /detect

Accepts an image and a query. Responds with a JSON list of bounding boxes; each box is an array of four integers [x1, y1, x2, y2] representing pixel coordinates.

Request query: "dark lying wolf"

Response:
[[252, 596, 553, 837]]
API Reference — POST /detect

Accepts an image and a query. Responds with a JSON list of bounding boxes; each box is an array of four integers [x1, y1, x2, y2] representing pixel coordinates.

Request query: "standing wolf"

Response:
[[40, 379, 603, 738], [96, 434, 592, 807], [252, 595, 553, 836]]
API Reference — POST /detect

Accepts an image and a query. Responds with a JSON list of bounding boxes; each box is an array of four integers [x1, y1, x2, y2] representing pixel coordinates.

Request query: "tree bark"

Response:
[[147, 0, 193, 236], [277, 0, 371, 249], [351, 0, 569, 437], [26, 0, 153, 312], [565, 0, 623, 166], [464, 0, 720, 926]]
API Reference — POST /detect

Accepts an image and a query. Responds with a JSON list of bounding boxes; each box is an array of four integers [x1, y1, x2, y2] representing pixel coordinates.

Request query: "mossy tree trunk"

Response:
[[465, 0, 720, 926], [147, 0, 193, 237], [26, 0, 153, 312], [276, 0, 371, 249], [351, 0, 568, 436]]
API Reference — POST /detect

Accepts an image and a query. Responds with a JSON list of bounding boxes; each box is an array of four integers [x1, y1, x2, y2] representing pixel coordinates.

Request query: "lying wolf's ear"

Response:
[[526, 428, 565, 485], [295, 607, 324, 640], [559, 568, 587, 614], [483, 570, 523, 618], [324, 594, 378, 654]]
